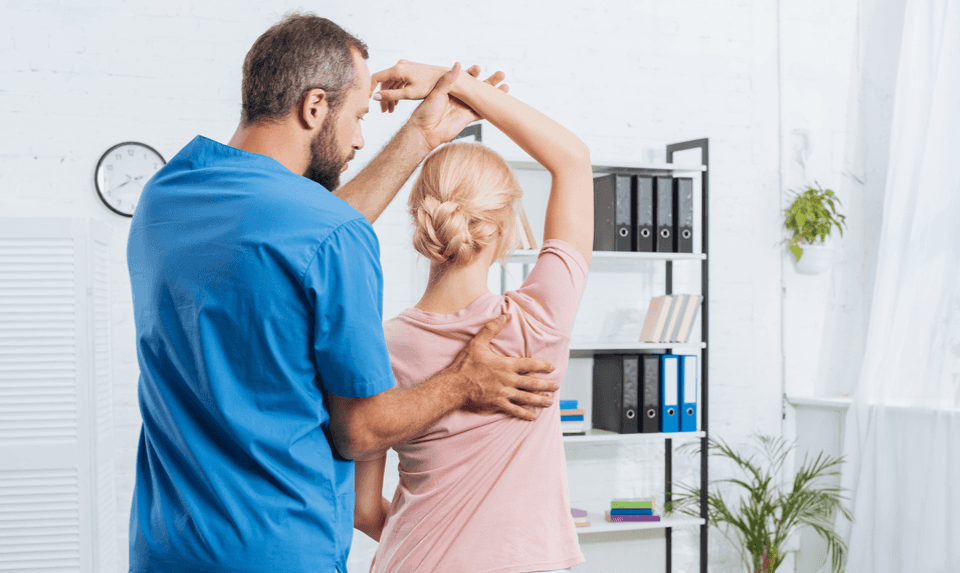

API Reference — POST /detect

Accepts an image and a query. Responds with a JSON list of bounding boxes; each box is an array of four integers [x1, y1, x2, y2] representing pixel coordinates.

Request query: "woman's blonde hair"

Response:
[[409, 142, 523, 267]]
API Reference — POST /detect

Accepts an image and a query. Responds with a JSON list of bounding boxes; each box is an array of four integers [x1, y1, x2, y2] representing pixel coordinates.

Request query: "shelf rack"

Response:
[[503, 158, 706, 174], [507, 249, 706, 272], [665, 138, 709, 573], [567, 342, 705, 359], [576, 514, 706, 535], [501, 138, 709, 573], [563, 429, 706, 444]]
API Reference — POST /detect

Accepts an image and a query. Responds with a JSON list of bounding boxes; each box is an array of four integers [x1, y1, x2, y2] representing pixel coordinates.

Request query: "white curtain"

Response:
[[840, 0, 960, 571]]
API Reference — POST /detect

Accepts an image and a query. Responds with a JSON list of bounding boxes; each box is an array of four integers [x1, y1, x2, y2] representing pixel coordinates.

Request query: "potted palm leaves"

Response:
[[665, 435, 851, 573]]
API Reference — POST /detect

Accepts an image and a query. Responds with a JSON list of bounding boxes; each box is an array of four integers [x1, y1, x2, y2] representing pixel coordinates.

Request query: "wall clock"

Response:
[[95, 141, 165, 217]]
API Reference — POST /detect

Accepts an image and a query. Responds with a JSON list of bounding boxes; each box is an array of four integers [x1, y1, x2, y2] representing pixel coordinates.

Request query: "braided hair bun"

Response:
[[409, 142, 523, 266]]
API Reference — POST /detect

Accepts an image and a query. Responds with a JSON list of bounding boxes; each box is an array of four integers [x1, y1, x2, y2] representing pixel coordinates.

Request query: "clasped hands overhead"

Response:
[[370, 60, 510, 149]]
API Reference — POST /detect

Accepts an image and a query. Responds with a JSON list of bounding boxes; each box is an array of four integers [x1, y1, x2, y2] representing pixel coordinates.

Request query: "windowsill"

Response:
[[789, 397, 960, 414], [786, 395, 853, 410]]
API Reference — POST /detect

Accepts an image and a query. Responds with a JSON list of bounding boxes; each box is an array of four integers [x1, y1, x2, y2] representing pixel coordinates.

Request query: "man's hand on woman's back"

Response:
[[449, 314, 557, 421], [328, 314, 557, 460]]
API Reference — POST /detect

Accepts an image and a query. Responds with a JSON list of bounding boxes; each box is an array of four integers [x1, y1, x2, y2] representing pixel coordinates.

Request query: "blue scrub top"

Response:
[[126, 136, 395, 573]]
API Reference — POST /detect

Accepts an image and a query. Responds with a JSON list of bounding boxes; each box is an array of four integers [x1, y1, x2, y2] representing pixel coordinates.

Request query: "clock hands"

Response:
[[111, 174, 145, 193], [112, 177, 133, 192]]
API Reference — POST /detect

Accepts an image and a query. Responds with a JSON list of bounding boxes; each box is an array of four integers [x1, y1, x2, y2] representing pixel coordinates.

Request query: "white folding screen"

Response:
[[0, 218, 116, 573]]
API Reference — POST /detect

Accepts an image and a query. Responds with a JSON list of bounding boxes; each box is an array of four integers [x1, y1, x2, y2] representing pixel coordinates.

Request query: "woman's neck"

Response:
[[415, 250, 497, 315]]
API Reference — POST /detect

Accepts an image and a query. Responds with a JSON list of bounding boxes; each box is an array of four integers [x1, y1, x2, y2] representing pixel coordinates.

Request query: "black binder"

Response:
[[614, 174, 634, 251], [635, 176, 654, 252], [593, 175, 616, 251], [654, 176, 674, 252], [640, 354, 661, 433], [592, 354, 639, 434], [593, 173, 633, 251], [674, 177, 694, 253]]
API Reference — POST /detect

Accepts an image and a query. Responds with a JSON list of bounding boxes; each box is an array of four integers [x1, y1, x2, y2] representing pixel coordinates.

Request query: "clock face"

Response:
[[95, 142, 166, 217]]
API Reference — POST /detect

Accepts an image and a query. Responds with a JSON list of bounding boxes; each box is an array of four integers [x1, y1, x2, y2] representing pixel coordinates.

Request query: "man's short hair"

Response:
[[241, 13, 369, 125]]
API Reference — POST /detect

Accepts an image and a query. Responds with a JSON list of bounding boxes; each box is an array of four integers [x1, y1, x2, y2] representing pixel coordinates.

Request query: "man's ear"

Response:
[[299, 88, 329, 130]]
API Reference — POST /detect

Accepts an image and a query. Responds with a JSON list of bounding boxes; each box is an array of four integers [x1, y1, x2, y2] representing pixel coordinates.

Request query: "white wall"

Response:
[[780, 0, 863, 401], [0, 0, 870, 571], [778, 0, 899, 403]]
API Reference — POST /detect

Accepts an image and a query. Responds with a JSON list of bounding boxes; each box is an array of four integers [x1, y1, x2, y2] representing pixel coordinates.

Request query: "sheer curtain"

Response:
[[840, 0, 960, 571]]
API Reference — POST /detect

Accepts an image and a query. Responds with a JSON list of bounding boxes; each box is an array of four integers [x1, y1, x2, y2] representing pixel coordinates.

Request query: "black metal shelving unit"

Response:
[[497, 133, 709, 573], [584, 139, 710, 573], [665, 138, 709, 573]]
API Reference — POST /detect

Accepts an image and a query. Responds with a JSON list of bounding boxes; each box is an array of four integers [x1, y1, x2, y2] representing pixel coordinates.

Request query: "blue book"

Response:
[[679, 355, 698, 432], [610, 508, 654, 516], [659, 355, 680, 433], [561, 415, 585, 422], [559, 400, 578, 410]]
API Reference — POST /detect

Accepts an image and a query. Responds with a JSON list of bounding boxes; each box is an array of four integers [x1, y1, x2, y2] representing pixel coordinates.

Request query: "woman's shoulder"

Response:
[[503, 239, 589, 337]]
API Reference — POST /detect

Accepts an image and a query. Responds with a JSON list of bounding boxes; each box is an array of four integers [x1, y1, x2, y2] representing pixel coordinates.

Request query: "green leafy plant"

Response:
[[666, 435, 851, 573], [784, 184, 846, 261]]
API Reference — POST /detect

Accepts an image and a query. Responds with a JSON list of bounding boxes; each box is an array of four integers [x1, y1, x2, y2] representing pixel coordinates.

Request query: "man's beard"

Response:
[[304, 111, 352, 191]]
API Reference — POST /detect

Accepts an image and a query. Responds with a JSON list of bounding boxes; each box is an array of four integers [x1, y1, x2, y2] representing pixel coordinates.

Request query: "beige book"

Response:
[[661, 295, 687, 343], [676, 295, 702, 343], [519, 206, 537, 250], [515, 209, 531, 249], [639, 295, 672, 342], [666, 295, 691, 343]]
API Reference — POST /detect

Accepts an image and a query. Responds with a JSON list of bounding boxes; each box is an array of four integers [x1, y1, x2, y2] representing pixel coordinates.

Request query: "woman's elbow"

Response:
[[353, 507, 373, 532], [572, 139, 591, 166], [558, 140, 591, 173], [354, 505, 384, 541]]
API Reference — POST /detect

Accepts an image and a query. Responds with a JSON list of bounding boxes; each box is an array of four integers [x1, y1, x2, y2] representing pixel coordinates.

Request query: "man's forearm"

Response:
[[335, 123, 433, 224], [330, 369, 467, 460]]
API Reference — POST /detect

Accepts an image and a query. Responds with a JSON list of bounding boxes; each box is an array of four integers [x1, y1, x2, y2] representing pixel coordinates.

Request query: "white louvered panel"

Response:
[[0, 237, 78, 446], [0, 469, 80, 572], [0, 220, 114, 572], [88, 231, 116, 573], [91, 240, 111, 440]]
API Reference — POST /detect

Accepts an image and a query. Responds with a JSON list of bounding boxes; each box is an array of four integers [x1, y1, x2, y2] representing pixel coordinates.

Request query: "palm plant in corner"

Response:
[[665, 435, 851, 573]]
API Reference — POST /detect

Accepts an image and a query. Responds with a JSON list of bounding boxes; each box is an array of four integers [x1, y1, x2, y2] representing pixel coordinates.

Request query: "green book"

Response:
[[611, 499, 655, 509]]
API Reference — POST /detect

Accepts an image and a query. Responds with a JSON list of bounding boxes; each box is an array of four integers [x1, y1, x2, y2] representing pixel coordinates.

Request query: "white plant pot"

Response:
[[793, 243, 835, 275]]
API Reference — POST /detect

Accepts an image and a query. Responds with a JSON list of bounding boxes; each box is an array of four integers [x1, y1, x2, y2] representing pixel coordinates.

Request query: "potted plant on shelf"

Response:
[[783, 184, 847, 275], [665, 435, 851, 573]]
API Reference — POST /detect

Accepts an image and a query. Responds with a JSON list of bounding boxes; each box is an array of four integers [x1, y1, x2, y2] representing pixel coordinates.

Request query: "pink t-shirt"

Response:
[[372, 240, 588, 573]]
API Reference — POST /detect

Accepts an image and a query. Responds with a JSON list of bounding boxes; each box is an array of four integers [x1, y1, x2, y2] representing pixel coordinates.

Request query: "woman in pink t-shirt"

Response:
[[354, 63, 593, 573]]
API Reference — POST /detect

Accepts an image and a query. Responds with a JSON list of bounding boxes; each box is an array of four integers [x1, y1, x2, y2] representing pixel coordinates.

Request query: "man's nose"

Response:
[[353, 129, 364, 151]]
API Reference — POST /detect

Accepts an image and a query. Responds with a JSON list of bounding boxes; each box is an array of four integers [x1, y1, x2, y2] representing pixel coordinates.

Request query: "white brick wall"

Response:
[[0, 0, 865, 571], [780, 0, 864, 401]]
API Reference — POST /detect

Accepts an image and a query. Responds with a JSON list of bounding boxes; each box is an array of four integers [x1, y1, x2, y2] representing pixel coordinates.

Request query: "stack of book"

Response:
[[560, 400, 585, 436], [571, 508, 589, 528], [639, 294, 702, 344], [604, 498, 660, 522]]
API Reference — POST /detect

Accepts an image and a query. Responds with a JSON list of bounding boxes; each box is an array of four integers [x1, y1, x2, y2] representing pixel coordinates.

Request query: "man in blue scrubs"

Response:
[[126, 14, 556, 573]]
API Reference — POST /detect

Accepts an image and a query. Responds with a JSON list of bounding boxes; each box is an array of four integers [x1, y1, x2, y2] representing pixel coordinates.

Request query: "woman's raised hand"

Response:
[[371, 60, 508, 113]]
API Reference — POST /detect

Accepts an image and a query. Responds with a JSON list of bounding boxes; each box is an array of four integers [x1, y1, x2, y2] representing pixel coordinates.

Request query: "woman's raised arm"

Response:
[[373, 62, 594, 264], [449, 72, 593, 265]]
